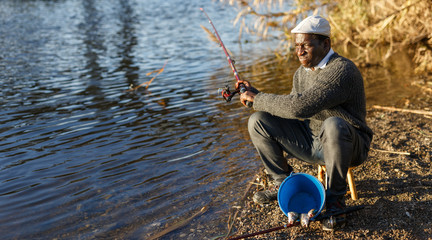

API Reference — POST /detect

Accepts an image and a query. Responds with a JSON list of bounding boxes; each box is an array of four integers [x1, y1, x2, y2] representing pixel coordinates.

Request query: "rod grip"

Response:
[[245, 101, 253, 108], [239, 84, 253, 108]]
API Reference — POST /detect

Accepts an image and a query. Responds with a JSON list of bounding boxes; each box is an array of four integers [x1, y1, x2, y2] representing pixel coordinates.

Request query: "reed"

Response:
[[125, 61, 167, 92], [200, 24, 235, 56], [222, 0, 432, 76]]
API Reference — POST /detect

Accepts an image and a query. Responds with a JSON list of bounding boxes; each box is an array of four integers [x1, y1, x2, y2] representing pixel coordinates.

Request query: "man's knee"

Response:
[[248, 111, 271, 135], [320, 117, 352, 141]]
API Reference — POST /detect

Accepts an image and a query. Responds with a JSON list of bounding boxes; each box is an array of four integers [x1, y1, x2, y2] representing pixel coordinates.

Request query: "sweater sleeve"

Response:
[[253, 59, 354, 119]]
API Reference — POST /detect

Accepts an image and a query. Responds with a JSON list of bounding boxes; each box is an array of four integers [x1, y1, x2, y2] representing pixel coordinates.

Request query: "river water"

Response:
[[0, 0, 418, 239]]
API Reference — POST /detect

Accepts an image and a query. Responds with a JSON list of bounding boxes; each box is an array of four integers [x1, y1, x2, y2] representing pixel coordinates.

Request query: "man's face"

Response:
[[294, 33, 329, 68]]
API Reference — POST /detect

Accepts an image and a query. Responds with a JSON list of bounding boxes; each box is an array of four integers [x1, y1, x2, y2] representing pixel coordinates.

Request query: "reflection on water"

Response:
[[0, 0, 420, 239]]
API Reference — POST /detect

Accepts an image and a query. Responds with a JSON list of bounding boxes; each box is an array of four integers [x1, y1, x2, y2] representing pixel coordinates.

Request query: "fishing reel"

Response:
[[218, 85, 239, 102], [218, 84, 253, 108]]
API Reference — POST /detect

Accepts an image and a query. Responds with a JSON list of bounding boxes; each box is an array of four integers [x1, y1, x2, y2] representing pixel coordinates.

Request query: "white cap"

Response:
[[291, 16, 331, 37]]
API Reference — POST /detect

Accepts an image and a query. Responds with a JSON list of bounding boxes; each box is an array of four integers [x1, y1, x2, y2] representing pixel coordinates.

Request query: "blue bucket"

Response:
[[277, 173, 325, 220]]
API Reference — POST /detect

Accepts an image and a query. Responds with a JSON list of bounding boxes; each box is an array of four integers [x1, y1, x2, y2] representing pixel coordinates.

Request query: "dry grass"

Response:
[[222, 0, 432, 77], [125, 61, 167, 92]]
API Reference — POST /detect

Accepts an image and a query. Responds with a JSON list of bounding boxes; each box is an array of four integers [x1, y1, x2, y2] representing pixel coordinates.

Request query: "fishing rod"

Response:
[[200, 8, 252, 108], [227, 205, 365, 240]]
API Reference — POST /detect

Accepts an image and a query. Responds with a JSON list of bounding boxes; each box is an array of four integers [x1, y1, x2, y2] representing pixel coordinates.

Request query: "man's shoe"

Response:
[[322, 200, 347, 231], [253, 186, 278, 205]]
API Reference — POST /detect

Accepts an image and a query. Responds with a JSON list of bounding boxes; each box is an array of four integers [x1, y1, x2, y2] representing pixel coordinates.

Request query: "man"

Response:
[[237, 16, 373, 230]]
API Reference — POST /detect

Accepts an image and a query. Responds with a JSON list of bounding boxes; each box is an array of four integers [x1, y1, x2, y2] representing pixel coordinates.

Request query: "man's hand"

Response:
[[236, 80, 258, 107], [240, 90, 256, 107], [236, 80, 254, 92]]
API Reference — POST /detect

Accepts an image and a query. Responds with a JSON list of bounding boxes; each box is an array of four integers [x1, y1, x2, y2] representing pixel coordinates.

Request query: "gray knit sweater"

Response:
[[253, 53, 373, 140]]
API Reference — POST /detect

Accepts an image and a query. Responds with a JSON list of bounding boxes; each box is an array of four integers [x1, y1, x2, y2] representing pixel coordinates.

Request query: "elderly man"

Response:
[[237, 16, 373, 230]]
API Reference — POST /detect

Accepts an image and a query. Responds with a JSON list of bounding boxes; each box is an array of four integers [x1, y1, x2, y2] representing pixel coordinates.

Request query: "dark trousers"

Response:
[[248, 111, 370, 203]]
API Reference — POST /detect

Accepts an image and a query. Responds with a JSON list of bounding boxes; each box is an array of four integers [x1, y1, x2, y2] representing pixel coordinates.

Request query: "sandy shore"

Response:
[[225, 85, 431, 239]]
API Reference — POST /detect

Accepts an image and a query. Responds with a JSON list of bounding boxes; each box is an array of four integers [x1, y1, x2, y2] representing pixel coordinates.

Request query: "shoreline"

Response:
[[224, 92, 431, 239]]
